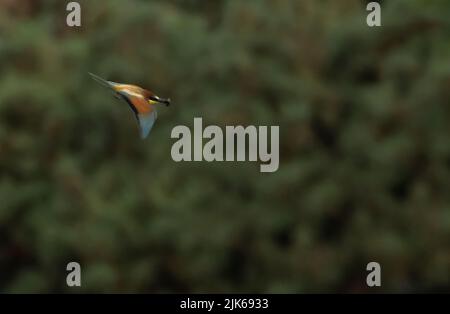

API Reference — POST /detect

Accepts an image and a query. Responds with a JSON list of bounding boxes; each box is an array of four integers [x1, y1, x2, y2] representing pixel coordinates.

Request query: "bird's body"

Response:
[[89, 73, 170, 138]]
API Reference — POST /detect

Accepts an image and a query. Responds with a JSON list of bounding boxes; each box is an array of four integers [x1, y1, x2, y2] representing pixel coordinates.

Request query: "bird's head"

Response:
[[148, 95, 171, 107]]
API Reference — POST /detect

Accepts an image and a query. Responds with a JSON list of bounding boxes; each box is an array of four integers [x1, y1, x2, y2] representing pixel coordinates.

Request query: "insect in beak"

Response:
[[149, 95, 171, 106]]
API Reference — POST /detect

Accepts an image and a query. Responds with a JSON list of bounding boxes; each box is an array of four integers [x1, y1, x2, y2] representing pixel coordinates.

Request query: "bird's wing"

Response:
[[137, 110, 158, 139], [116, 93, 139, 122], [90, 73, 158, 139], [116, 93, 157, 139]]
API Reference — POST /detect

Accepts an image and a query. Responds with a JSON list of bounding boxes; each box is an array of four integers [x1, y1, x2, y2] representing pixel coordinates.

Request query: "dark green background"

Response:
[[0, 0, 449, 293]]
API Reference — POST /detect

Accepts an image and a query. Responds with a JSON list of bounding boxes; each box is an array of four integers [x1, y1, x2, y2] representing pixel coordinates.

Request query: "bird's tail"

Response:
[[89, 72, 115, 89]]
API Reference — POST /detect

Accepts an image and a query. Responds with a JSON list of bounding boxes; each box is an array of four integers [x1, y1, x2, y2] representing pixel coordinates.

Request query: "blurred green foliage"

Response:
[[0, 0, 449, 293]]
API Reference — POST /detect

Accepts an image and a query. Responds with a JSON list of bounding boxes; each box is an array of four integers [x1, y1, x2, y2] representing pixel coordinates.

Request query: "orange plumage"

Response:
[[89, 73, 171, 138]]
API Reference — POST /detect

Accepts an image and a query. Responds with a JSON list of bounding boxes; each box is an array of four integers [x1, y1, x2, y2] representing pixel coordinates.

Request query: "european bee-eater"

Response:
[[89, 72, 170, 139]]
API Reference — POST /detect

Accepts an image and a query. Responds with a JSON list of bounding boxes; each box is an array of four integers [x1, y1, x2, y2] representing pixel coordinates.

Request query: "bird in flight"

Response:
[[89, 72, 171, 139]]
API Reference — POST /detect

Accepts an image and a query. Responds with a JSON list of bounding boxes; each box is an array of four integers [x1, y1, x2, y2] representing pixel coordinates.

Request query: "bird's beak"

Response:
[[150, 95, 171, 106]]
